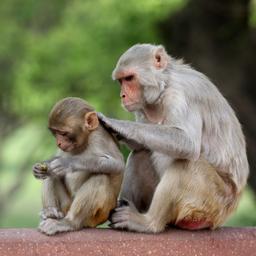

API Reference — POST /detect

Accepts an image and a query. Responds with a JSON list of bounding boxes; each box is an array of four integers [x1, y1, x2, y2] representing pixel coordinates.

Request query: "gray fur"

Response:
[[100, 44, 249, 233]]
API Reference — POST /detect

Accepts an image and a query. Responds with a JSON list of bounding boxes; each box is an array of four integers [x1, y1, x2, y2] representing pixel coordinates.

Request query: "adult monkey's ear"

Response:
[[85, 112, 99, 131], [153, 45, 168, 69]]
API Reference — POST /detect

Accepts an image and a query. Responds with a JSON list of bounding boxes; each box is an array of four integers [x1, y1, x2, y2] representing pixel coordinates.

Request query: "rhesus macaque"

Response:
[[97, 44, 249, 233], [33, 97, 124, 235]]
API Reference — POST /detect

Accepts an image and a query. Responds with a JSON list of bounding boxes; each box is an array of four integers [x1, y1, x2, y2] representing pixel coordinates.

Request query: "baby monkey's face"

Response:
[[49, 124, 90, 155], [51, 129, 76, 152]]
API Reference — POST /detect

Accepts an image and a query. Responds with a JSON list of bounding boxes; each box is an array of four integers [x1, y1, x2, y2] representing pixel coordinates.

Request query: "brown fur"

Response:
[[33, 97, 124, 235]]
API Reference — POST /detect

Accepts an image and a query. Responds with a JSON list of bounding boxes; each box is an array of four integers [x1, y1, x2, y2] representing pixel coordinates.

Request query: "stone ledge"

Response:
[[0, 227, 256, 256]]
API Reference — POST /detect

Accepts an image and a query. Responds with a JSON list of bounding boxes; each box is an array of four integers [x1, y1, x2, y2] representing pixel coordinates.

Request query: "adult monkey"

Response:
[[98, 43, 249, 233]]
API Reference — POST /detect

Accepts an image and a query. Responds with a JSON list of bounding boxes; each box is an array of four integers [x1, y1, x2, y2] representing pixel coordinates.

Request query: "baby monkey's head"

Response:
[[48, 97, 99, 154]]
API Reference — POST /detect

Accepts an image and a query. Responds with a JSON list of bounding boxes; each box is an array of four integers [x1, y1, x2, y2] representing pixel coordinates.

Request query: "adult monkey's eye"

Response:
[[124, 75, 134, 82]]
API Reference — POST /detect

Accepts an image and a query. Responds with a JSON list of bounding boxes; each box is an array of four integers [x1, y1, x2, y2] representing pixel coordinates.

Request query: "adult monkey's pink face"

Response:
[[115, 69, 142, 112], [112, 44, 169, 112]]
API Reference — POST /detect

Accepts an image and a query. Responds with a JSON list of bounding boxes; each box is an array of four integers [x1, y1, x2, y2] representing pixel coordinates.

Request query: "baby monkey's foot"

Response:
[[39, 218, 75, 236], [40, 207, 64, 220]]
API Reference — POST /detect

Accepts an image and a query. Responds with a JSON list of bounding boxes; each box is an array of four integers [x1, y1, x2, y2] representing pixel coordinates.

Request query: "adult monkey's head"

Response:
[[112, 44, 171, 112]]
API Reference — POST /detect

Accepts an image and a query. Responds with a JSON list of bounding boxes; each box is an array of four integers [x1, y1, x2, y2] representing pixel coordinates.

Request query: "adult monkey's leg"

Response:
[[119, 149, 159, 213]]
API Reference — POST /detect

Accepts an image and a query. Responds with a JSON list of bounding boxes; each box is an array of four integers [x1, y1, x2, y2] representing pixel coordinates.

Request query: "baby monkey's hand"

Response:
[[33, 162, 49, 180], [47, 157, 73, 177]]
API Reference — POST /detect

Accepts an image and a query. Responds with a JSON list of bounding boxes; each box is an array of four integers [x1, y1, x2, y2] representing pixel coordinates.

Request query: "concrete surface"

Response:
[[0, 227, 256, 256]]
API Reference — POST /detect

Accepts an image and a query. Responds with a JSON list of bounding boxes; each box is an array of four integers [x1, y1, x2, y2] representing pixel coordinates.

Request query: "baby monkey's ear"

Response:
[[84, 112, 99, 131]]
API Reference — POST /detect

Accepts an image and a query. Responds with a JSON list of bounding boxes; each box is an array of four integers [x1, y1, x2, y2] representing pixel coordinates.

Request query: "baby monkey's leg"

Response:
[[39, 175, 117, 235], [40, 177, 71, 220]]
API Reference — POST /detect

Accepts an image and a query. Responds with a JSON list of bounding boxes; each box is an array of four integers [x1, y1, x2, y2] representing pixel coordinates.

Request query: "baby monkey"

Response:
[[33, 97, 124, 235]]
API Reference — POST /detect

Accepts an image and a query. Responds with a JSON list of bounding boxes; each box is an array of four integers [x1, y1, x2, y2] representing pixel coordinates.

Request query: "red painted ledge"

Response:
[[0, 227, 256, 256]]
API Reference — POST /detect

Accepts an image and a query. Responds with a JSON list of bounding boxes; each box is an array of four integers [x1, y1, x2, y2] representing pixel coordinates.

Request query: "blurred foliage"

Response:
[[0, 0, 255, 227], [0, 0, 185, 121]]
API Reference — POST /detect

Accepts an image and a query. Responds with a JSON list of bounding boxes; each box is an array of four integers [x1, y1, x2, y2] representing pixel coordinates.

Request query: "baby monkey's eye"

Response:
[[67, 134, 76, 142]]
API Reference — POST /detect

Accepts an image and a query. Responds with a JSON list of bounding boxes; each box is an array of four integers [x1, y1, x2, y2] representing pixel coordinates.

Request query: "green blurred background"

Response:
[[0, 0, 255, 228]]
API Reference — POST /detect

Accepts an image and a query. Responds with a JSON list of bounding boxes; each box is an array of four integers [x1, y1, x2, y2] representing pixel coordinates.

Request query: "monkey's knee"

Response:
[[77, 198, 116, 228], [66, 194, 116, 228], [84, 207, 110, 228]]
